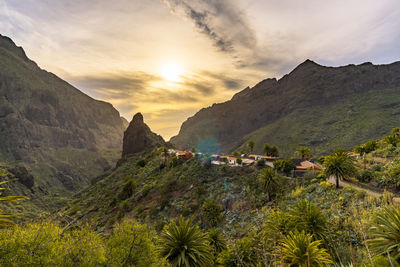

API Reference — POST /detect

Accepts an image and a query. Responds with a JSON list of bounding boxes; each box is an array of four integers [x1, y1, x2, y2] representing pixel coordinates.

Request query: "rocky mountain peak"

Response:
[[122, 113, 166, 158]]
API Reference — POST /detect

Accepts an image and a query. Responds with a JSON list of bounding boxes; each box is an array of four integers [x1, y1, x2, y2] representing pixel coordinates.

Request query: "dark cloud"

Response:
[[68, 72, 161, 99], [163, 0, 255, 54]]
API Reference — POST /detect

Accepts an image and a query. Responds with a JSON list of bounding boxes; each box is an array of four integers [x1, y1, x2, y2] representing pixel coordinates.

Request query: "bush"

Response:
[[357, 170, 374, 183], [201, 199, 223, 227], [256, 159, 265, 167], [118, 180, 137, 200], [274, 159, 296, 176], [136, 159, 147, 167]]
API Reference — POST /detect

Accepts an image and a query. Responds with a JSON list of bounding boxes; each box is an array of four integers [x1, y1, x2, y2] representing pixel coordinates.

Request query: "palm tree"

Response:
[[369, 205, 400, 261], [289, 200, 328, 241], [263, 144, 279, 157], [257, 168, 281, 201], [247, 140, 255, 154], [279, 231, 333, 266], [295, 146, 312, 160], [323, 149, 356, 188], [159, 216, 213, 267]]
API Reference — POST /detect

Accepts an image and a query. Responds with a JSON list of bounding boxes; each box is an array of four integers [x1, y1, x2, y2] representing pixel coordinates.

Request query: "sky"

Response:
[[1, 0, 400, 139]]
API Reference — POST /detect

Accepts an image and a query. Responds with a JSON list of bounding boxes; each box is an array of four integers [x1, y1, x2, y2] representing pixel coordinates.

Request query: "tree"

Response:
[[247, 140, 255, 154], [159, 146, 169, 166], [295, 146, 312, 160], [279, 231, 332, 266], [288, 200, 328, 240], [236, 157, 242, 165], [323, 149, 356, 188], [159, 217, 213, 267], [263, 144, 279, 157], [106, 219, 159, 266], [274, 159, 296, 176], [191, 147, 197, 153], [384, 135, 399, 147], [257, 168, 281, 201], [369, 205, 400, 261]]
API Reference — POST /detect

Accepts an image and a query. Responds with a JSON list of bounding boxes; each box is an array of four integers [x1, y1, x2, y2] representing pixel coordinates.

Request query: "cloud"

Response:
[[68, 71, 161, 100], [162, 0, 257, 57]]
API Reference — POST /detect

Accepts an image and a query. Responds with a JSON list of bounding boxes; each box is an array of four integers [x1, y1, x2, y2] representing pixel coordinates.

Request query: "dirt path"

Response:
[[327, 176, 384, 198]]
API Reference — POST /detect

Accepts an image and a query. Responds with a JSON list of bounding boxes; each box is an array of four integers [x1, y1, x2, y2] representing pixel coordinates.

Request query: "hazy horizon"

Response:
[[1, 0, 400, 139]]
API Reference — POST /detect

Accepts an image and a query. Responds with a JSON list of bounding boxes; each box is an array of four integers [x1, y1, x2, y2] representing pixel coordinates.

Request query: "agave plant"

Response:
[[278, 230, 333, 266], [369, 205, 400, 261], [159, 216, 213, 267]]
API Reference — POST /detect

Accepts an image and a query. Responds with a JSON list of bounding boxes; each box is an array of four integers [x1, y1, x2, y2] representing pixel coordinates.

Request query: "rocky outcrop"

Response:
[[122, 113, 166, 157]]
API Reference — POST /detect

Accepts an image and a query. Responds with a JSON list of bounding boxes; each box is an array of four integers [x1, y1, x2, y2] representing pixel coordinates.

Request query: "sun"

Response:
[[161, 62, 182, 82]]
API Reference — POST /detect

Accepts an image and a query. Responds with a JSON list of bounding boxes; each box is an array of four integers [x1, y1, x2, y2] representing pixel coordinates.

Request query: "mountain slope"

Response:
[[0, 34, 126, 211], [170, 60, 400, 155]]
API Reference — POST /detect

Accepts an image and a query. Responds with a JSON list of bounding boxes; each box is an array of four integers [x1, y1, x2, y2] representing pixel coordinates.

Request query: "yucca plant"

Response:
[[208, 228, 227, 255], [289, 199, 328, 241], [278, 230, 333, 266], [159, 216, 213, 267], [369, 205, 400, 262]]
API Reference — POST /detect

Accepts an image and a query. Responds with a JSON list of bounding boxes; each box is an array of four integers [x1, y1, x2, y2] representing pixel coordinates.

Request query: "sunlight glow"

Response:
[[161, 62, 183, 82]]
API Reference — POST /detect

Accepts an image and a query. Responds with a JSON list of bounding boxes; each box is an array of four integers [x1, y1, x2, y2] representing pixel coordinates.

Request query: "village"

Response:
[[168, 148, 326, 176]]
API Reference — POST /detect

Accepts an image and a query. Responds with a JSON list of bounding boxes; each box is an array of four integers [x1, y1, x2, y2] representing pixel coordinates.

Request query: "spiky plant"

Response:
[[279, 231, 332, 266], [208, 228, 227, 255], [0, 169, 27, 226], [159, 217, 213, 267], [369, 205, 400, 262], [257, 168, 281, 202], [289, 200, 328, 241]]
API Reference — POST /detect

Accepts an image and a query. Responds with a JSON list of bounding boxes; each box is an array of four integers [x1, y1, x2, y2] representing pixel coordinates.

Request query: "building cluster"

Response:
[[168, 149, 323, 173]]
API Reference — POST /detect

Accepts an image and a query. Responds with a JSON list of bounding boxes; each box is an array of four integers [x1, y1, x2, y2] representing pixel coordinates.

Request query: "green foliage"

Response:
[[106, 219, 160, 266], [256, 159, 265, 167], [201, 199, 223, 227], [158, 216, 213, 267], [217, 236, 259, 266], [118, 179, 137, 200], [279, 231, 333, 266], [356, 170, 374, 183], [323, 149, 356, 188], [257, 168, 281, 202], [208, 228, 227, 261], [384, 134, 399, 147], [247, 140, 255, 153], [263, 144, 279, 157], [236, 157, 242, 165], [274, 159, 296, 176], [288, 200, 328, 240], [136, 159, 147, 167], [295, 146, 312, 159], [369, 205, 400, 261]]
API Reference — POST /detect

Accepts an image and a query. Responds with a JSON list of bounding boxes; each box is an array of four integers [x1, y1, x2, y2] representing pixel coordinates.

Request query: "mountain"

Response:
[[170, 60, 400, 155], [122, 113, 166, 158], [0, 34, 126, 213]]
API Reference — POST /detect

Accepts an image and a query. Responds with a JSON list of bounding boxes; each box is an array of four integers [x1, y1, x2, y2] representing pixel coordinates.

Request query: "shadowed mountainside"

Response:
[[0, 34, 127, 213], [171, 60, 400, 155]]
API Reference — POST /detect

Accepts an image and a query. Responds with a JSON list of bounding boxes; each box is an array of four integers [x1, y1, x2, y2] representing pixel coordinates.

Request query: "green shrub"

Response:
[[201, 199, 222, 227], [118, 180, 137, 200], [136, 159, 147, 167], [357, 170, 374, 183]]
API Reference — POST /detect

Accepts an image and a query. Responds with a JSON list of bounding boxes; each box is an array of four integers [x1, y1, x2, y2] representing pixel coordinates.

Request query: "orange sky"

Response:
[[1, 0, 400, 139]]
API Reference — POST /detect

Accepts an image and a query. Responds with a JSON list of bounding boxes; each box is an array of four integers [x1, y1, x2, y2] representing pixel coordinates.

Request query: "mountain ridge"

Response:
[[170, 59, 400, 155]]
